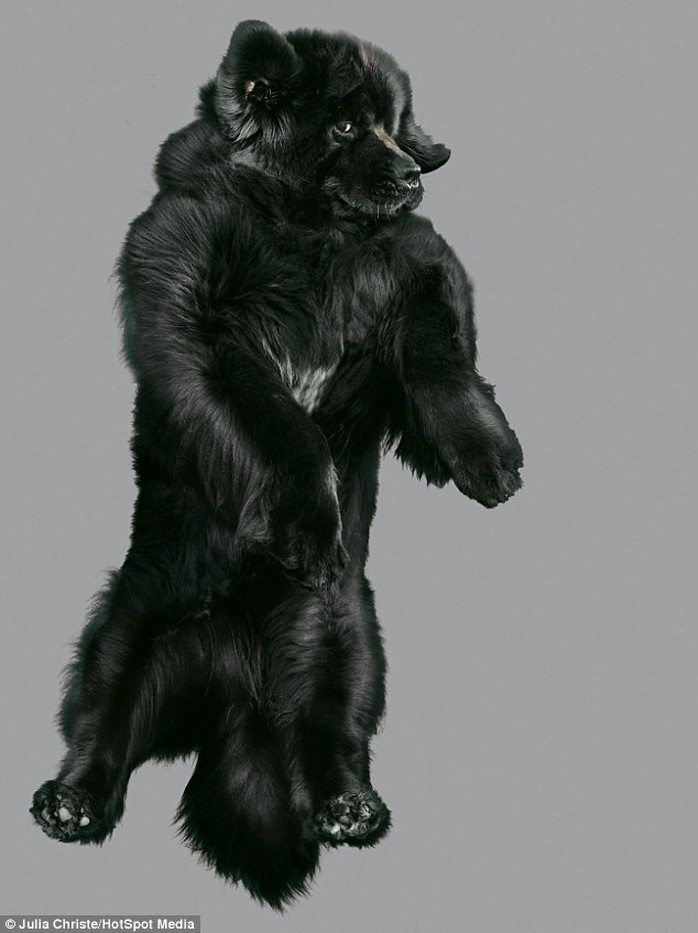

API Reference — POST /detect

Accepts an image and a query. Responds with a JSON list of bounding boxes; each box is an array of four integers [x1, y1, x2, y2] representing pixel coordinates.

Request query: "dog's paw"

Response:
[[315, 788, 391, 848], [454, 456, 523, 508], [451, 423, 523, 509], [30, 780, 112, 844], [270, 530, 346, 590], [270, 470, 346, 588], [444, 383, 524, 508], [288, 534, 347, 590]]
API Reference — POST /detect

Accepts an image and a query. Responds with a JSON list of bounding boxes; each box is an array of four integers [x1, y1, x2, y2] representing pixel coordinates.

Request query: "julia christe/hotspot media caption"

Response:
[[2, 919, 200, 931]]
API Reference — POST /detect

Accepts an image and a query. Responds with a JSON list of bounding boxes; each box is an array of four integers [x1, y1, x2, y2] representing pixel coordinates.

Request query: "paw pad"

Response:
[[315, 787, 390, 847], [31, 781, 105, 843]]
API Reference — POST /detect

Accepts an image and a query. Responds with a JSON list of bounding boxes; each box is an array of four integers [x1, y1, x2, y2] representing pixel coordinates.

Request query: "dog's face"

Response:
[[214, 20, 450, 219]]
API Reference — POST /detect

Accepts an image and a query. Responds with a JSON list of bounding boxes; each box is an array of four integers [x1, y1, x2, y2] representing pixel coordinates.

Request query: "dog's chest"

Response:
[[260, 231, 396, 414], [265, 344, 340, 414], [260, 299, 344, 413], [292, 365, 339, 412]]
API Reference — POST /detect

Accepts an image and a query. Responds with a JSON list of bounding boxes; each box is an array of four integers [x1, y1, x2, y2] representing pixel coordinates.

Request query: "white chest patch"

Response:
[[289, 364, 339, 412], [262, 340, 340, 413]]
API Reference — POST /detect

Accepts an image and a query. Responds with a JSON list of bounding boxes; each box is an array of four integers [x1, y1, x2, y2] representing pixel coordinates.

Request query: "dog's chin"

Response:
[[335, 185, 423, 219]]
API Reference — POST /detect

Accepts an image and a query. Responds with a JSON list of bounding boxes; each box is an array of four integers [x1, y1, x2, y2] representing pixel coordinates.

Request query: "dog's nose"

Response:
[[396, 163, 421, 185]]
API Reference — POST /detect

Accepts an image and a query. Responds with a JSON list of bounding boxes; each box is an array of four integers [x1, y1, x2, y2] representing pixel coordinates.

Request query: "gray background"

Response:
[[1, 1, 696, 930]]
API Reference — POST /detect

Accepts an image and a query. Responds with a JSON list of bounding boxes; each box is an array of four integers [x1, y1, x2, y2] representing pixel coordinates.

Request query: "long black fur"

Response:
[[31, 22, 523, 909]]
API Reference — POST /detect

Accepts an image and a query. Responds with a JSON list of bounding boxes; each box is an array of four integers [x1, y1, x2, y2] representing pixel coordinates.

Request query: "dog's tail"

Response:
[[176, 713, 319, 910]]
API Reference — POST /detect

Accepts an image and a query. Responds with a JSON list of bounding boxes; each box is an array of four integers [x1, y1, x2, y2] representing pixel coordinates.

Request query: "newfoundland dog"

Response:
[[31, 20, 523, 908]]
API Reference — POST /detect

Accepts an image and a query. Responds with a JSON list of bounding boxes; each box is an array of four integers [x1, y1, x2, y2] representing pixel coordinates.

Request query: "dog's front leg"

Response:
[[386, 243, 523, 507]]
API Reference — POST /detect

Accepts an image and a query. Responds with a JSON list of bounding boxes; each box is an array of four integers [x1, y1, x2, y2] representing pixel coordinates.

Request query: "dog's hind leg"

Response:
[[31, 564, 203, 845], [313, 582, 391, 849], [267, 582, 391, 850]]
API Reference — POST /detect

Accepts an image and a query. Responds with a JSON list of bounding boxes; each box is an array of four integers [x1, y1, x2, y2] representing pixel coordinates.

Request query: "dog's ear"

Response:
[[215, 20, 301, 140], [398, 113, 450, 174]]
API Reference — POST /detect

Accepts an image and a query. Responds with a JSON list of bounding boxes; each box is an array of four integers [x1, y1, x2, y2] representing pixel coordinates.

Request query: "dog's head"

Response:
[[213, 20, 450, 218]]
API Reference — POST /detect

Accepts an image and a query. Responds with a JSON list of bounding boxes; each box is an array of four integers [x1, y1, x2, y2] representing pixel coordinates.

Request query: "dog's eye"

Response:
[[333, 121, 355, 139]]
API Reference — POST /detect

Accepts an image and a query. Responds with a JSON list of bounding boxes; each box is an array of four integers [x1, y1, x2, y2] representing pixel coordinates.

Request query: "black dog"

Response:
[[32, 21, 523, 908]]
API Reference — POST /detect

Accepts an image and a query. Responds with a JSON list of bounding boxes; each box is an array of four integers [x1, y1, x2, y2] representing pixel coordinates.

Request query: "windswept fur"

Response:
[[31, 21, 522, 908]]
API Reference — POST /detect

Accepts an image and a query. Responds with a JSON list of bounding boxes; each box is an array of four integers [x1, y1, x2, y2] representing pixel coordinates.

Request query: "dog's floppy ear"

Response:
[[398, 112, 450, 174], [215, 20, 301, 140]]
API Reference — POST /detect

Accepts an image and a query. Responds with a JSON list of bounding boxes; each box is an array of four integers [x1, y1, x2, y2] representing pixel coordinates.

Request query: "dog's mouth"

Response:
[[334, 179, 423, 219]]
